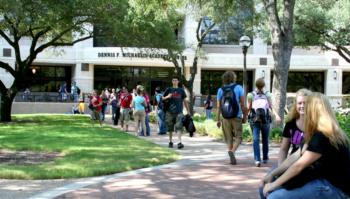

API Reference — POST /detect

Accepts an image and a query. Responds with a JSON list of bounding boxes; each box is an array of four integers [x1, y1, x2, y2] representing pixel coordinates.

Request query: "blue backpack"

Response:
[[220, 84, 239, 119]]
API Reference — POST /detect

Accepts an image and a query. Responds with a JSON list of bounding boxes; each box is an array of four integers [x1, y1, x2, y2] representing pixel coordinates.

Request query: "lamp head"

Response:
[[239, 35, 251, 47]]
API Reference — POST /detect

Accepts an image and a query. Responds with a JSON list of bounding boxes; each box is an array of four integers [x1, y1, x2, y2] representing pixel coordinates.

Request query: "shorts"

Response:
[[166, 112, 184, 132], [222, 118, 243, 147], [120, 108, 131, 125]]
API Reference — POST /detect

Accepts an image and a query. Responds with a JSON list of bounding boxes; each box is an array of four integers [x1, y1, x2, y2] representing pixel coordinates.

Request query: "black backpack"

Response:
[[220, 84, 239, 119], [182, 114, 196, 137]]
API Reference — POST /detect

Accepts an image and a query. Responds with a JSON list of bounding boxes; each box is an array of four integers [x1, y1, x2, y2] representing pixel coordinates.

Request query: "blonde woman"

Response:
[[277, 89, 312, 165], [262, 92, 350, 199], [132, 86, 146, 136]]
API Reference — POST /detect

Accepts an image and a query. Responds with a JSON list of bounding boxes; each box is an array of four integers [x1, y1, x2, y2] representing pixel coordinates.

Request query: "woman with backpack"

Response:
[[247, 78, 280, 167]]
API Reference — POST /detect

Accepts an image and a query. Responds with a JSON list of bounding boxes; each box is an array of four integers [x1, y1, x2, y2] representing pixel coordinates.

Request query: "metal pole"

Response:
[[242, 46, 248, 100]]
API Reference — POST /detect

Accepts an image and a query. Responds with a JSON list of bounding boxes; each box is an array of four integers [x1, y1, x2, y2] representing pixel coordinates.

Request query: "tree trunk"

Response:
[[263, 0, 295, 128], [0, 90, 15, 122], [271, 40, 292, 128]]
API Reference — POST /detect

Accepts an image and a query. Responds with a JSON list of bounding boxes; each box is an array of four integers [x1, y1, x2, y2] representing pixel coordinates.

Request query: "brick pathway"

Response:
[[44, 120, 278, 199], [4, 117, 279, 199]]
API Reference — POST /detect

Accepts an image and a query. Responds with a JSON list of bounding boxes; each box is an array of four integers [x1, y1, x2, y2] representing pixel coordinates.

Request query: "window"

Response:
[[201, 70, 253, 95], [21, 65, 71, 92], [271, 71, 324, 93], [343, 72, 350, 94]]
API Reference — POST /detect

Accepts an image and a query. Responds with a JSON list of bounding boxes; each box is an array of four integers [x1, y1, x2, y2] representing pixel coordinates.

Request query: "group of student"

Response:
[[215, 71, 349, 199]]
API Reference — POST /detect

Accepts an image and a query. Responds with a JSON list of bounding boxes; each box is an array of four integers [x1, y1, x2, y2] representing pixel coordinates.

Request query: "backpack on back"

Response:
[[220, 84, 239, 119], [156, 93, 168, 112], [250, 91, 270, 123]]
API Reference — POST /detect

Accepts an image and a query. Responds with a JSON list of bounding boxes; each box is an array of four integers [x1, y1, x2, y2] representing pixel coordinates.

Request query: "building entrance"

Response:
[[94, 65, 174, 95]]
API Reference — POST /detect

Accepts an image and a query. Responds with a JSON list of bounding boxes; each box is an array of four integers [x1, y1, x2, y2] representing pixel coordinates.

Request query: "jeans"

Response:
[[267, 179, 349, 199], [101, 104, 107, 121], [112, 106, 120, 125], [157, 109, 167, 134], [205, 109, 212, 119], [251, 122, 270, 162], [140, 113, 151, 136]]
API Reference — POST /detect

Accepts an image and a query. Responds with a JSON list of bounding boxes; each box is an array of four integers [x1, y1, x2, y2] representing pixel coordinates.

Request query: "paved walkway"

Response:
[[1, 118, 279, 199]]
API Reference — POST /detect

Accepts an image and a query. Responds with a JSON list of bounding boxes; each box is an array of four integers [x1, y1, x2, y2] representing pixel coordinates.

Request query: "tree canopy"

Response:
[[294, 0, 350, 62]]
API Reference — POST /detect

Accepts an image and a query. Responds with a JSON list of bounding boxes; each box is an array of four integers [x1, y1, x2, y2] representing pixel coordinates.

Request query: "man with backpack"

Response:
[[247, 78, 279, 167], [155, 87, 167, 135], [216, 71, 247, 165]]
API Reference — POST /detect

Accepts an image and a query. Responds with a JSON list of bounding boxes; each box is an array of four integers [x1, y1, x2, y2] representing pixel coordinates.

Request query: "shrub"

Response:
[[148, 112, 157, 123], [270, 127, 283, 142], [336, 113, 350, 138]]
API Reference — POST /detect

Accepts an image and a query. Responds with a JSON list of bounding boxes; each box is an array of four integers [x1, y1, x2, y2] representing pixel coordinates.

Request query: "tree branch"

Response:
[[335, 46, 350, 63], [0, 61, 17, 79], [262, 0, 283, 35], [0, 30, 15, 47], [196, 18, 203, 42]]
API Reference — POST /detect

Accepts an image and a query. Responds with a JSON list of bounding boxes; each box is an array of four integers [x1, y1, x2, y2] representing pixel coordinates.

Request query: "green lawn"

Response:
[[0, 114, 179, 179]]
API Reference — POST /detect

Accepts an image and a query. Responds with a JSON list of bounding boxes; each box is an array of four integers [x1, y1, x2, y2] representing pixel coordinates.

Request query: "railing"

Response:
[[14, 92, 90, 103]]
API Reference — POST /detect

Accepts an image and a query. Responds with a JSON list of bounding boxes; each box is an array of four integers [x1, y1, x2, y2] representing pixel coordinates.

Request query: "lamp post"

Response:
[[239, 35, 251, 96]]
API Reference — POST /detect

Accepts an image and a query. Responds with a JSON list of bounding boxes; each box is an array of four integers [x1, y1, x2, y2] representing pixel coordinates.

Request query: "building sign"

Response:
[[97, 52, 186, 60]]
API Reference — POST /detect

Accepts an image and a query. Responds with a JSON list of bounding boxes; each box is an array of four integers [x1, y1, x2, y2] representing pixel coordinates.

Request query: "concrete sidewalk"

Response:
[[1, 118, 279, 199]]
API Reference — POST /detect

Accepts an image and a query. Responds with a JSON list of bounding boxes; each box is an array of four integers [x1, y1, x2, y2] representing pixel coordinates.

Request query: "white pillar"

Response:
[[254, 67, 271, 92], [72, 63, 94, 93], [325, 69, 342, 108]]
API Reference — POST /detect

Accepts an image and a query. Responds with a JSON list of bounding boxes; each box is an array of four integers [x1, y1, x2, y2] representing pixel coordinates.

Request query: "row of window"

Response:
[[24, 65, 350, 95]]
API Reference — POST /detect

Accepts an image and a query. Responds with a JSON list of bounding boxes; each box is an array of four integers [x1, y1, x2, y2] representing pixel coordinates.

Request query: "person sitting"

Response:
[[261, 92, 350, 199]]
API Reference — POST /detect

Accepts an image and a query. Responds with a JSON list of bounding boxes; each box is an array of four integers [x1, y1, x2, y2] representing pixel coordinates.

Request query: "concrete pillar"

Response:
[[253, 67, 271, 92], [182, 14, 197, 48], [72, 63, 94, 93], [325, 69, 342, 108]]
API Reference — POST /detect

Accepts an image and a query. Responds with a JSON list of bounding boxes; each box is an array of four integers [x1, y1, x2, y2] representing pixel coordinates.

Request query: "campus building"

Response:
[[0, 15, 349, 107]]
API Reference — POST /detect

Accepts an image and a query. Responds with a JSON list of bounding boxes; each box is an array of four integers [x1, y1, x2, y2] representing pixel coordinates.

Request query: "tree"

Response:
[[166, 0, 255, 114], [294, 0, 350, 63], [0, 0, 132, 121], [260, 0, 296, 127], [0, 0, 187, 122]]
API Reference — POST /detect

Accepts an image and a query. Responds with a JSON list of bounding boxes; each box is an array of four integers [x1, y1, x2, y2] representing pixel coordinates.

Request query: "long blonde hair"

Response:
[[304, 92, 349, 148], [286, 88, 312, 122]]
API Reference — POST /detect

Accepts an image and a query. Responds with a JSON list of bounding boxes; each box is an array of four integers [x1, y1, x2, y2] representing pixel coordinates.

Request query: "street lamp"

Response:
[[239, 35, 251, 95]]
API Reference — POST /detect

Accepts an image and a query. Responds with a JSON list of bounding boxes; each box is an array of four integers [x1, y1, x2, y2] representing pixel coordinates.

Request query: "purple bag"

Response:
[[291, 129, 304, 145]]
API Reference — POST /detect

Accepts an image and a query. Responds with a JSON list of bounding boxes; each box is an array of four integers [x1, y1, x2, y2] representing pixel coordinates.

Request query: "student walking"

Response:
[[216, 71, 247, 165], [247, 78, 280, 167], [163, 76, 190, 149], [132, 86, 146, 136], [155, 87, 167, 135]]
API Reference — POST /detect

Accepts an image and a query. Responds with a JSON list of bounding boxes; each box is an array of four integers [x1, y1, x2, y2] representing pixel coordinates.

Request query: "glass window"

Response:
[[21, 65, 71, 92], [343, 72, 350, 94], [201, 70, 253, 95], [271, 71, 325, 93]]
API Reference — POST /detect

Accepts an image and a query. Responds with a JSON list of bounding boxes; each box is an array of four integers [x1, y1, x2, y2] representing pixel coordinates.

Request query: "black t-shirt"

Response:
[[307, 132, 350, 196], [282, 119, 304, 154], [163, 87, 186, 114]]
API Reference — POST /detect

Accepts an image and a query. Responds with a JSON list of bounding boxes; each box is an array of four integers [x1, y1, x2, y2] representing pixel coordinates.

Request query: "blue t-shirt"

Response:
[[163, 87, 186, 114], [216, 83, 244, 118], [133, 96, 145, 111]]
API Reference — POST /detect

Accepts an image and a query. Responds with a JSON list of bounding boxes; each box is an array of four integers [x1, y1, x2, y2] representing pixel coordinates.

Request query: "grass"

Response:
[[0, 114, 179, 179]]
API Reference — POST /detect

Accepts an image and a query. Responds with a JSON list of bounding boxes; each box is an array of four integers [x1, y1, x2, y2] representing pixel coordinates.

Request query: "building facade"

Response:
[[1, 15, 349, 107]]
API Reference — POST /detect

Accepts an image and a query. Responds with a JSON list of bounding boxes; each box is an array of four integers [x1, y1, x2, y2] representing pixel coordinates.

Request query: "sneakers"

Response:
[[228, 151, 237, 165], [177, 143, 184, 149], [262, 159, 268, 164], [255, 161, 261, 167], [168, 142, 173, 148]]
